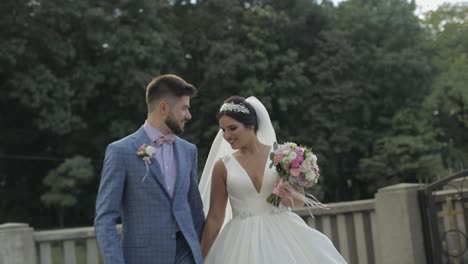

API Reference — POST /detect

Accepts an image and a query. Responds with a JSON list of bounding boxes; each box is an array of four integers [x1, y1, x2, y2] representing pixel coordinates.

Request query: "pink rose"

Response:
[[313, 165, 320, 175], [273, 154, 283, 166], [275, 149, 284, 155], [290, 168, 301, 177], [290, 159, 301, 169], [297, 174, 308, 187], [296, 155, 304, 163], [295, 148, 303, 156]]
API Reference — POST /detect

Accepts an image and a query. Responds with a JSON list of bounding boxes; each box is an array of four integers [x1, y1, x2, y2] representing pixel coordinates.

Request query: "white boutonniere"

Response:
[[137, 144, 157, 183]]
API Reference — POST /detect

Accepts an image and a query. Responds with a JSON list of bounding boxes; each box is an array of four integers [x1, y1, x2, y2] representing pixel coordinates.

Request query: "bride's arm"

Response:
[[280, 182, 305, 208], [200, 160, 228, 258]]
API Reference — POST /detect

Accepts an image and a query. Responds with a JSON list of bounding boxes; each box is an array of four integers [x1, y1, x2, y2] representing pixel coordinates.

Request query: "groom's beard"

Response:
[[165, 114, 184, 135]]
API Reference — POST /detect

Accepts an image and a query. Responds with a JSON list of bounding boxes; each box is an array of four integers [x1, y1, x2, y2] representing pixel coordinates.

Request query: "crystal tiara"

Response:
[[219, 102, 250, 114]]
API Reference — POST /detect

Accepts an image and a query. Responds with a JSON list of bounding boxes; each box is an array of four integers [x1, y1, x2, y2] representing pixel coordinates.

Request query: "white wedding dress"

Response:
[[203, 153, 347, 264]]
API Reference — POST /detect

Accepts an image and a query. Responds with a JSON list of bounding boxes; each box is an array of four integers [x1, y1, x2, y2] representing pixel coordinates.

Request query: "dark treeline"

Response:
[[1, 0, 467, 228]]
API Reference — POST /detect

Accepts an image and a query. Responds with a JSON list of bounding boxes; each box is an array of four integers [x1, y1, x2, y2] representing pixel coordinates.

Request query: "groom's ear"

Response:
[[158, 100, 168, 113], [158, 99, 173, 115]]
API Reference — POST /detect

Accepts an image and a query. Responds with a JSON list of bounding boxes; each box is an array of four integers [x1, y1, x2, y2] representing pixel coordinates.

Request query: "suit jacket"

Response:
[[95, 127, 205, 264]]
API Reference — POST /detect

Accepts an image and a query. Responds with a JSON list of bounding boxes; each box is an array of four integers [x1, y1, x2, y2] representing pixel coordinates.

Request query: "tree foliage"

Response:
[[41, 156, 94, 226], [1, 0, 467, 227], [421, 3, 468, 171]]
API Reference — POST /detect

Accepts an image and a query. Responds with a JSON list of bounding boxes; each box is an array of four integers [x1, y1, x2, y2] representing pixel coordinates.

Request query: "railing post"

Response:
[[374, 183, 427, 264], [0, 223, 37, 264]]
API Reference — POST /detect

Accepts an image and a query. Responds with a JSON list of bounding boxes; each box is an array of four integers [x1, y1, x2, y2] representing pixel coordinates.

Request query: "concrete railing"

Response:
[[0, 183, 427, 264], [297, 183, 426, 264], [34, 226, 104, 264], [295, 199, 376, 264], [0, 223, 36, 264]]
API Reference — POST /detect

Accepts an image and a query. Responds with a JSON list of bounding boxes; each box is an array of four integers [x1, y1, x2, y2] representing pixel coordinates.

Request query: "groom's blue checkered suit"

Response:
[[95, 127, 205, 264]]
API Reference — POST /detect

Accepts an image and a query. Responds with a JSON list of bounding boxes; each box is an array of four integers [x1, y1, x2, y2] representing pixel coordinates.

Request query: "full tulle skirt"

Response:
[[204, 210, 347, 264]]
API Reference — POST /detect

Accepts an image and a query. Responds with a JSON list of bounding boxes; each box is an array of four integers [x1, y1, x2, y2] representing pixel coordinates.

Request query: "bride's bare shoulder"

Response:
[[212, 159, 228, 182]]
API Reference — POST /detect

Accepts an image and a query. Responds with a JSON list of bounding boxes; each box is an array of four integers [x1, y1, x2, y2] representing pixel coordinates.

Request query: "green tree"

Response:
[[358, 107, 445, 192], [2, 0, 459, 228], [0, 0, 184, 227], [41, 156, 95, 227], [421, 3, 468, 173]]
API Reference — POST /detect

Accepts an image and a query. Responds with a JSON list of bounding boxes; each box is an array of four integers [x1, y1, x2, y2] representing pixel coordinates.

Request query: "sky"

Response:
[[332, 0, 467, 15], [415, 0, 466, 14]]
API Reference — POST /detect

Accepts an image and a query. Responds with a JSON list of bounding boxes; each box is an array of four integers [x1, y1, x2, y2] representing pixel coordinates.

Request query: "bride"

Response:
[[199, 96, 347, 263]]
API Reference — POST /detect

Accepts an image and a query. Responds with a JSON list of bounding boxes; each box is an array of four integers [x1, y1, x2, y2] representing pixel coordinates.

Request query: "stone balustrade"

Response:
[[0, 183, 427, 264]]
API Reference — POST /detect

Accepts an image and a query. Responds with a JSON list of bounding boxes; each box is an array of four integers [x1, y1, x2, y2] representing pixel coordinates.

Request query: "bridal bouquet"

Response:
[[266, 142, 321, 207]]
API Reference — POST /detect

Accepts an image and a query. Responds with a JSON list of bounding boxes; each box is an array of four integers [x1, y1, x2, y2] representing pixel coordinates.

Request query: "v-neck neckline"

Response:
[[232, 146, 272, 195]]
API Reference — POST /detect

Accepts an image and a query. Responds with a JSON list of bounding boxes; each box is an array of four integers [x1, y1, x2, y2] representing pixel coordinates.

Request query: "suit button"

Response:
[[171, 234, 176, 239]]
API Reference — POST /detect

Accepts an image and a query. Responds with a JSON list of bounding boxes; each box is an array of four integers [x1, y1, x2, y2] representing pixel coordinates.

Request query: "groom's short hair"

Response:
[[146, 74, 197, 112]]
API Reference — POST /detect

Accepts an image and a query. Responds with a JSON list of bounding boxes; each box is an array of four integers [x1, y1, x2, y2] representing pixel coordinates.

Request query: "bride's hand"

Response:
[[280, 182, 305, 208]]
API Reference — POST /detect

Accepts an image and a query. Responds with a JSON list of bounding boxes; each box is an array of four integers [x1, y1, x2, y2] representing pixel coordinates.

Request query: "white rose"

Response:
[[305, 171, 316, 181], [300, 161, 312, 173], [145, 146, 157, 156], [287, 151, 297, 161], [311, 154, 318, 163]]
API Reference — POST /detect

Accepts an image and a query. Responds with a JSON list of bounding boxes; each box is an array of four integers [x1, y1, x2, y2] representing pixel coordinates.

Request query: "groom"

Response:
[[95, 74, 205, 264]]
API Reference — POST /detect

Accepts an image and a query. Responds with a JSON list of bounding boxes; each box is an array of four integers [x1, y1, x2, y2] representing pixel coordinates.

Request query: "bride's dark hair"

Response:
[[217, 96, 258, 133]]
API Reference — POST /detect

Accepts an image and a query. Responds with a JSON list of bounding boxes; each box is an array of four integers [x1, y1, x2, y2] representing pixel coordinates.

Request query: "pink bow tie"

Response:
[[155, 134, 175, 146]]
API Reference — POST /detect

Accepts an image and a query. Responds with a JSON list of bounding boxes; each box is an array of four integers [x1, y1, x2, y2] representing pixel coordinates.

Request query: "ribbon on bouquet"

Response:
[[274, 179, 328, 217]]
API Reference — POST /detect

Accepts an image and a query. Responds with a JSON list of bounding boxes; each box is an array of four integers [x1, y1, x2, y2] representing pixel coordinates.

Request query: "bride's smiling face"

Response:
[[219, 115, 254, 149]]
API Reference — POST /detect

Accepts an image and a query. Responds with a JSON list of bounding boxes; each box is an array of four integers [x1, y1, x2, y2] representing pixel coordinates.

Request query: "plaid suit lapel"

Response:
[[132, 127, 171, 199]]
